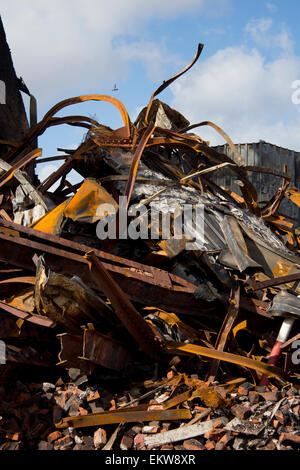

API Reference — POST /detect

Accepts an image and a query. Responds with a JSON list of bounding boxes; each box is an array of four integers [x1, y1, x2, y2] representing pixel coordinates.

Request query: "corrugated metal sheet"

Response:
[[212, 142, 300, 223]]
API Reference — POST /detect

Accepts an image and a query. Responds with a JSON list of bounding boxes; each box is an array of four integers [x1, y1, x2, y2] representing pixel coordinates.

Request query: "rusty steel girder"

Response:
[[0, 218, 222, 318], [0, 219, 274, 321], [57, 328, 134, 371], [84, 251, 166, 360]]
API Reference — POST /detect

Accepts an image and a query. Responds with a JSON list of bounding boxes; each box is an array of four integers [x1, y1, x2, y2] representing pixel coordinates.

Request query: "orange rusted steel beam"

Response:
[[0, 300, 55, 328], [56, 408, 192, 429], [144, 44, 203, 125], [245, 273, 300, 292], [35, 155, 69, 164], [167, 343, 285, 379], [80, 327, 134, 370], [38, 140, 96, 194], [285, 187, 300, 208], [0, 218, 195, 292], [57, 329, 134, 371], [0, 219, 213, 323], [158, 390, 193, 410], [38, 156, 74, 194], [0, 148, 42, 188], [48, 115, 100, 129], [124, 121, 155, 208], [0, 221, 269, 319], [0, 209, 12, 221], [4, 94, 131, 163], [0, 276, 35, 285], [261, 181, 290, 218], [84, 251, 166, 360], [0, 140, 18, 148], [180, 120, 245, 166]]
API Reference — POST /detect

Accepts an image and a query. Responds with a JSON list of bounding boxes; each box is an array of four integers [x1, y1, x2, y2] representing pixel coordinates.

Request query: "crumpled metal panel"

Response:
[[35, 256, 113, 332], [268, 290, 300, 319], [219, 216, 262, 273], [31, 197, 71, 235], [63, 178, 118, 223], [31, 178, 118, 235]]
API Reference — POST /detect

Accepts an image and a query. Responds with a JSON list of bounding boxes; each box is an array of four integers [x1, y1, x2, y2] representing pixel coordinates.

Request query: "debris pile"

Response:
[[0, 43, 300, 450], [0, 374, 300, 450]]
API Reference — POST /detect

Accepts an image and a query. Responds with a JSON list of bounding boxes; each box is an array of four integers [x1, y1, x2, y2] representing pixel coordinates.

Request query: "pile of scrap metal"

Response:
[[0, 44, 300, 447]]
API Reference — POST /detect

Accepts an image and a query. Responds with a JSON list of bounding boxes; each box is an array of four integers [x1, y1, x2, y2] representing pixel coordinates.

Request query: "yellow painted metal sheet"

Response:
[[31, 198, 71, 235], [31, 179, 118, 235], [64, 178, 118, 223]]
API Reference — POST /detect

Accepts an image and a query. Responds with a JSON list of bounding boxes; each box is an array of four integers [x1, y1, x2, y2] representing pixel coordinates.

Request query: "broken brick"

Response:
[[248, 391, 260, 404], [259, 391, 282, 402], [260, 440, 277, 450], [231, 404, 251, 420], [53, 435, 74, 450], [183, 439, 205, 451], [237, 382, 255, 396], [93, 427, 107, 449], [204, 428, 226, 441], [47, 431, 62, 443], [218, 432, 234, 446], [205, 440, 215, 450], [275, 410, 287, 425], [134, 434, 146, 447], [120, 434, 133, 450], [279, 433, 300, 446], [215, 442, 226, 450], [38, 441, 54, 451]]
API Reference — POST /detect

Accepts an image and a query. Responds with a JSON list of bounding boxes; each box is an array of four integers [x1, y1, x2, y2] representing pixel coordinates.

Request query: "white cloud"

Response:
[[0, 0, 213, 107], [204, 27, 227, 37], [245, 18, 293, 53], [276, 27, 293, 53], [171, 45, 300, 150], [115, 40, 180, 82], [38, 163, 59, 184], [245, 18, 273, 44], [266, 2, 278, 14]]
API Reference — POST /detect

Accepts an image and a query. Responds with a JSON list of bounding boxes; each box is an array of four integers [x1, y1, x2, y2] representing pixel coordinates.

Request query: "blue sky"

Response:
[[1, 0, 300, 185]]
